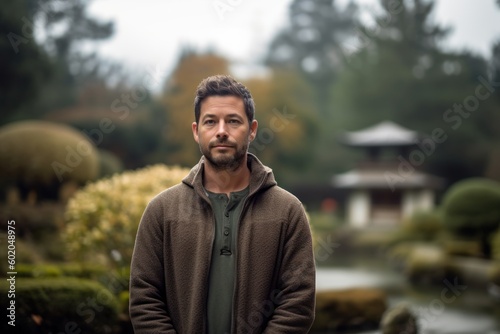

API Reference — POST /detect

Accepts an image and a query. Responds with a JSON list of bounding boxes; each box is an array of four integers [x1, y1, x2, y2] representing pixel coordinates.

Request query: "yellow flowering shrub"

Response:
[[63, 164, 190, 268]]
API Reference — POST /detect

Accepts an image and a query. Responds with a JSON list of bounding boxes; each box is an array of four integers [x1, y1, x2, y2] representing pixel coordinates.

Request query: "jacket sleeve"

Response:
[[129, 201, 177, 333], [263, 202, 316, 333]]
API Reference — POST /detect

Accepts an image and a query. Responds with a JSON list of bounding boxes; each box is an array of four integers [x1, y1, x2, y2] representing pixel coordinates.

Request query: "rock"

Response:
[[380, 303, 418, 334]]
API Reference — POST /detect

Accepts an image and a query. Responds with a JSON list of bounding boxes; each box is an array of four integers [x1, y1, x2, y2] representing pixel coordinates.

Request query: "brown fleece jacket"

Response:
[[129, 154, 316, 334]]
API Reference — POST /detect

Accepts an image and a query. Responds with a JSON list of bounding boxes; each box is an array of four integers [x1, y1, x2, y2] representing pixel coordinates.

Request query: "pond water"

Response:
[[315, 257, 500, 334]]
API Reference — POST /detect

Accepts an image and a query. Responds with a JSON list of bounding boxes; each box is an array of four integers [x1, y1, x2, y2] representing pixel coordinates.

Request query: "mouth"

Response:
[[211, 142, 235, 149]]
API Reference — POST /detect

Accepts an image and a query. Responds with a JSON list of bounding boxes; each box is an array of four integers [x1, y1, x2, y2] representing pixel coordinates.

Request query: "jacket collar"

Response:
[[182, 153, 277, 199]]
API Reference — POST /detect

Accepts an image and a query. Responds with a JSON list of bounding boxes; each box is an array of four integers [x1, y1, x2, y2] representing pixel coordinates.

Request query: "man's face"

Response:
[[192, 95, 257, 171]]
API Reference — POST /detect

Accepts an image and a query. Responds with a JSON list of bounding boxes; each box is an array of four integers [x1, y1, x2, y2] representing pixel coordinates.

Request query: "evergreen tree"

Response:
[[0, 0, 114, 124], [266, 0, 359, 117]]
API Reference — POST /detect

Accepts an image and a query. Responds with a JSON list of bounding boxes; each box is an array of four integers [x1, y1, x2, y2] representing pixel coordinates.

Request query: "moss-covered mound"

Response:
[[312, 287, 387, 332]]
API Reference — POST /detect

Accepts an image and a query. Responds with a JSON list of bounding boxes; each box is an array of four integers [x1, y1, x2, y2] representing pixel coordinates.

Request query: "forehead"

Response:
[[200, 95, 245, 117]]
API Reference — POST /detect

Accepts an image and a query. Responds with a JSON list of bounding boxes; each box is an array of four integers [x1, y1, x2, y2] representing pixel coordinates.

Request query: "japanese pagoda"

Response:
[[332, 121, 444, 227]]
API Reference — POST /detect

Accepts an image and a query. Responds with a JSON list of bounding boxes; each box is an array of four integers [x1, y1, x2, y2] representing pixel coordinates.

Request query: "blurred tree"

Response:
[[245, 69, 319, 185], [0, 0, 114, 125], [34, 0, 114, 115], [0, 1, 52, 124], [330, 0, 500, 184], [266, 0, 359, 117], [161, 50, 231, 167]]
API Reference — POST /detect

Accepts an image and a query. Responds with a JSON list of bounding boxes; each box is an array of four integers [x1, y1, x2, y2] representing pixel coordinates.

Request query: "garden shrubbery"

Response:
[[441, 178, 500, 258], [0, 120, 99, 202], [63, 164, 190, 268], [0, 277, 119, 333]]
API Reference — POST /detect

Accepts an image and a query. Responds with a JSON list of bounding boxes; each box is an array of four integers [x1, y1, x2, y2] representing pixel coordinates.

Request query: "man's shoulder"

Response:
[[148, 182, 192, 206], [262, 184, 303, 207]]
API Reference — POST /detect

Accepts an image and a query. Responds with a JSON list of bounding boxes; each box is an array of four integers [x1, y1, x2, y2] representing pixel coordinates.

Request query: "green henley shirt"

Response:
[[206, 187, 249, 334]]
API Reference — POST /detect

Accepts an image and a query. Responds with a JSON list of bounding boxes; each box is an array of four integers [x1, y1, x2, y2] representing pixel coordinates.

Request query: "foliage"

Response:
[[0, 0, 114, 125], [63, 164, 190, 268], [266, 0, 358, 116], [245, 69, 320, 184], [442, 178, 500, 259], [0, 278, 119, 333], [14, 263, 109, 280], [0, 1, 52, 123], [441, 178, 500, 258], [0, 120, 99, 200], [391, 210, 444, 244]]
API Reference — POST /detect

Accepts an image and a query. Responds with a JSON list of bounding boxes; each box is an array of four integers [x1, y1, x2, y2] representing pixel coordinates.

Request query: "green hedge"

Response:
[[0, 277, 119, 333]]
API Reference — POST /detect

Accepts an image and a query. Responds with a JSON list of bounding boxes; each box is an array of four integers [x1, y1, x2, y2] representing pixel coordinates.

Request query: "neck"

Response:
[[203, 157, 251, 196]]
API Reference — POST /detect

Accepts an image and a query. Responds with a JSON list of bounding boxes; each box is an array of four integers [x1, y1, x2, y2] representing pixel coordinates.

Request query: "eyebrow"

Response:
[[201, 113, 244, 121]]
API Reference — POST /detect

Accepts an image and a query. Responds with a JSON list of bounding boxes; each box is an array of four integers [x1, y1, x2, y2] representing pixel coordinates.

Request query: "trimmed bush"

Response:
[[441, 178, 500, 258], [0, 277, 119, 333], [401, 210, 443, 241], [0, 120, 99, 201], [63, 164, 190, 268], [312, 288, 387, 332]]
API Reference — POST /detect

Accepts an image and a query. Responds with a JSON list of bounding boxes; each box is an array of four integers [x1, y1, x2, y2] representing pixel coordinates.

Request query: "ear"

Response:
[[192, 122, 199, 143], [249, 120, 258, 142]]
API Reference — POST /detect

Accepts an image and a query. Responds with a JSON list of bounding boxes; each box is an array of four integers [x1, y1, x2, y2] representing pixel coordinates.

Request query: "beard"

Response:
[[199, 138, 248, 172]]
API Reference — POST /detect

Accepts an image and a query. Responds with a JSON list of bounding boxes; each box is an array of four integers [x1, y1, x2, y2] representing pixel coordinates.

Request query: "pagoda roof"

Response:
[[340, 121, 420, 147], [332, 169, 444, 190]]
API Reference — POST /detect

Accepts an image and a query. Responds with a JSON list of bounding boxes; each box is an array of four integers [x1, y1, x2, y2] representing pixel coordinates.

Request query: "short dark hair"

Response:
[[194, 75, 255, 124]]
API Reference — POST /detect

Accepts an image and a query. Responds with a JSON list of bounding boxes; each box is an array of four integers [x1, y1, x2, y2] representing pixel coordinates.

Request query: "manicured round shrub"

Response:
[[441, 178, 500, 258], [401, 210, 443, 240], [0, 277, 119, 333], [63, 164, 190, 268], [0, 120, 99, 200]]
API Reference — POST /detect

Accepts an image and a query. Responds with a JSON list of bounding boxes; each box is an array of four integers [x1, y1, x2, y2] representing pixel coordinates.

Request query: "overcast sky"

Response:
[[87, 0, 500, 86]]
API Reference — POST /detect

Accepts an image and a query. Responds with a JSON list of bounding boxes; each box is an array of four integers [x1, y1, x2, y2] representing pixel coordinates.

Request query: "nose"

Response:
[[216, 120, 228, 139]]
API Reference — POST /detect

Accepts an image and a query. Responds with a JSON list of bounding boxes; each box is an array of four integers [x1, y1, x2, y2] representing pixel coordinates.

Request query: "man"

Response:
[[129, 75, 316, 334]]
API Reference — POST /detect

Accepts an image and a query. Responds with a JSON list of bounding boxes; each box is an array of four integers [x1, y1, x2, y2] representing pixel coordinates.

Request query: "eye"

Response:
[[228, 119, 242, 124], [204, 119, 215, 125]]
